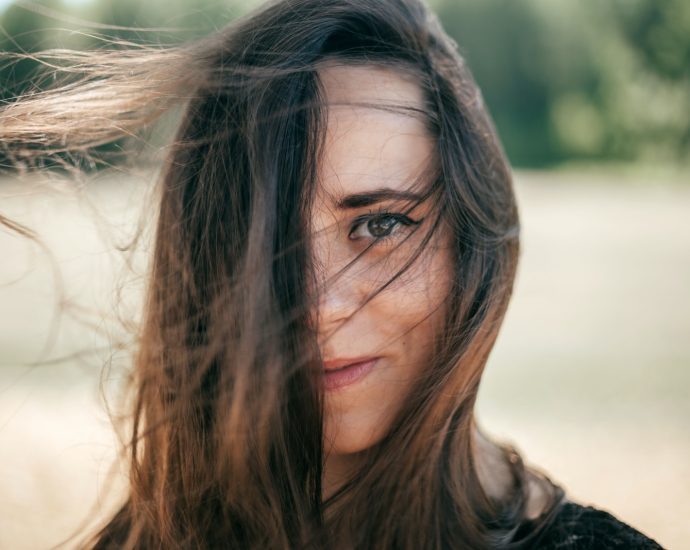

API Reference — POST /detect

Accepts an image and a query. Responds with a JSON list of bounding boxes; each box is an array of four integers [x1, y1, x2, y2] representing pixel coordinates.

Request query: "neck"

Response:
[[322, 450, 367, 501]]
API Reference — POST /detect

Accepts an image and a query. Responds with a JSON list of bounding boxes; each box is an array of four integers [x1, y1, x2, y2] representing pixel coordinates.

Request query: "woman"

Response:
[[0, 0, 663, 548]]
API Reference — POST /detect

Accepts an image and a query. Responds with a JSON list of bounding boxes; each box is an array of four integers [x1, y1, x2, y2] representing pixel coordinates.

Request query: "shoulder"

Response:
[[532, 501, 665, 549]]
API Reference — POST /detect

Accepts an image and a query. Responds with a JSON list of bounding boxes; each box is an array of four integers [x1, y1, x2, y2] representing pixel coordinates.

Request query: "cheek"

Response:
[[370, 231, 454, 352], [386, 245, 452, 328], [355, 227, 454, 325]]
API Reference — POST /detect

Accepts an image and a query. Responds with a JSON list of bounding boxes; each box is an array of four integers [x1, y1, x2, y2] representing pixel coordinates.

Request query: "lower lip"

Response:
[[323, 358, 378, 391]]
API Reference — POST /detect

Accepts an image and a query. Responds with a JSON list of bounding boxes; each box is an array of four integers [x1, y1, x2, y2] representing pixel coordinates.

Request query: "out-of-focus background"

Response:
[[1, 0, 688, 548]]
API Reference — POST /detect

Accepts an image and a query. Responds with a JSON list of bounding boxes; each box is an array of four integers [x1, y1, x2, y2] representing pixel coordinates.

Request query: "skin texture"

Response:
[[311, 63, 454, 497]]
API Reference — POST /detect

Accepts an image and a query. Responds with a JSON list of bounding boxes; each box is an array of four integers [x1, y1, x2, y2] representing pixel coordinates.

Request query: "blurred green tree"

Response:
[[603, 0, 690, 160], [431, 0, 690, 167], [2, 0, 689, 169]]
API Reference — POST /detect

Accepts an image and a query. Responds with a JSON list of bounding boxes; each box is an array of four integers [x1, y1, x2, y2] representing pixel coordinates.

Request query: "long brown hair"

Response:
[[1, 0, 565, 547]]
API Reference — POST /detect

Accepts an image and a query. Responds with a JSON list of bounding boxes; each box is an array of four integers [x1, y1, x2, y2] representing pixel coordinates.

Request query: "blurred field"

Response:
[[0, 168, 688, 549]]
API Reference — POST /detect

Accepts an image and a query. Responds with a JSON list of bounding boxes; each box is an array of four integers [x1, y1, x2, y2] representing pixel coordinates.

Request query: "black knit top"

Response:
[[528, 501, 664, 549]]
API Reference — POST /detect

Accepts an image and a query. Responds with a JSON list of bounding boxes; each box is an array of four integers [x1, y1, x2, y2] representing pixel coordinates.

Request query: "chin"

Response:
[[324, 436, 370, 457], [323, 415, 389, 456]]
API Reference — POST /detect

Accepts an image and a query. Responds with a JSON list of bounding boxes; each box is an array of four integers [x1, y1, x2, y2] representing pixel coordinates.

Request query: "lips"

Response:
[[322, 357, 379, 371], [321, 357, 379, 391]]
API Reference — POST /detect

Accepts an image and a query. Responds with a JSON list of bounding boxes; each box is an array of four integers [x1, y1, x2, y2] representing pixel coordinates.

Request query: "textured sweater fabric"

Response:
[[530, 502, 664, 549]]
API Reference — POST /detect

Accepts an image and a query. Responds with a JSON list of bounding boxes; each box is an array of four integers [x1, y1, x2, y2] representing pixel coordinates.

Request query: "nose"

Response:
[[311, 220, 360, 336], [318, 269, 359, 334]]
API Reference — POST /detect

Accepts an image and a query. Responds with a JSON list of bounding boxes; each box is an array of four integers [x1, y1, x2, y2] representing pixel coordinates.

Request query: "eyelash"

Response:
[[347, 209, 422, 242]]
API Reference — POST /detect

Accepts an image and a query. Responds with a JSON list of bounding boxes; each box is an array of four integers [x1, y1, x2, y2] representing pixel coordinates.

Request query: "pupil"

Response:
[[368, 216, 395, 237]]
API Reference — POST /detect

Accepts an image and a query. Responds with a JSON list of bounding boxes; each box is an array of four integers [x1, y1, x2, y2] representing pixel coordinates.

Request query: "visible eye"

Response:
[[348, 212, 421, 242]]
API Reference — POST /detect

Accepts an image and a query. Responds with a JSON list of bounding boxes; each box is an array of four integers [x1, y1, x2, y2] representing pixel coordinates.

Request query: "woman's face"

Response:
[[312, 64, 454, 467]]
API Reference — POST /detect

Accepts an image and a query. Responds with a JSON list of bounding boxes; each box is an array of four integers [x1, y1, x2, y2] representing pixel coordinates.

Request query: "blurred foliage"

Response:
[[1, 0, 689, 168], [430, 0, 690, 166]]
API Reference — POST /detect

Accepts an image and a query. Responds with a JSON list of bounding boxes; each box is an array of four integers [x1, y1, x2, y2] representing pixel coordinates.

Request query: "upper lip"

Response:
[[322, 356, 379, 371]]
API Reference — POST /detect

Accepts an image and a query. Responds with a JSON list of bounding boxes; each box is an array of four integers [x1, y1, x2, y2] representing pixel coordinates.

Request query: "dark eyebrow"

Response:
[[335, 188, 424, 209]]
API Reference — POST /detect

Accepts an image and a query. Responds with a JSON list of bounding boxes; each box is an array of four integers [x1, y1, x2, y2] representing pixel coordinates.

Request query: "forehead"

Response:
[[317, 63, 435, 201]]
